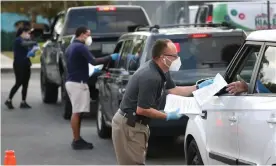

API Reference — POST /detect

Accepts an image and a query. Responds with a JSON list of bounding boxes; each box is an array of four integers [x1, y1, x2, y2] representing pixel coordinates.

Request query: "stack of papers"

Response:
[[164, 73, 228, 115], [88, 64, 103, 76]]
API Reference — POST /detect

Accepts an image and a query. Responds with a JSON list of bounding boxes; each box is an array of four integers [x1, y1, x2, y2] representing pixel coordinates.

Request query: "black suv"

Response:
[[40, 5, 151, 119], [95, 23, 247, 140]]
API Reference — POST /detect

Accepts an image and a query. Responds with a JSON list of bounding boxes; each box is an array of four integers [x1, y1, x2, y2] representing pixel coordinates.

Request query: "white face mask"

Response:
[[163, 57, 182, 71], [23, 33, 30, 39], [85, 36, 92, 46]]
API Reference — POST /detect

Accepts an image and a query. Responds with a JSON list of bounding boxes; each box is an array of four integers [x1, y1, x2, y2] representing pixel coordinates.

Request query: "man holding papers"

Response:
[[112, 39, 212, 165], [65, 26, 119, 150]]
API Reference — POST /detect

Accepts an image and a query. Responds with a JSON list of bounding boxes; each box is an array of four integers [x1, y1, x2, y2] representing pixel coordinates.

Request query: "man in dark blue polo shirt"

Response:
[[65, 26, 119, 150]]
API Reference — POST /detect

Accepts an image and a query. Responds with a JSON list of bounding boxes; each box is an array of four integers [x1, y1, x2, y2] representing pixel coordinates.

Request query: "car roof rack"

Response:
[[133, 22, 236, 33]]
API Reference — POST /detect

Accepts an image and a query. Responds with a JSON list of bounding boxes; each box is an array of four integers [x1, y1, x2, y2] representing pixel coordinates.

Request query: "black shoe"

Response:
[[71, 137, 94, 150], [5, 100, 14, 109], [20, 102, 31, 109]]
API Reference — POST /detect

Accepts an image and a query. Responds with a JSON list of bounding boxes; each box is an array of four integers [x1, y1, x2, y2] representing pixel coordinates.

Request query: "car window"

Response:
[[196, 7, 208, 24], [127, 37, 146, 71], [152, 35, 244, 71], [233, 45, 261, 83], [117, 40, 134, 69], [64, 8, 149, 35], [254, 45, 276, 94]]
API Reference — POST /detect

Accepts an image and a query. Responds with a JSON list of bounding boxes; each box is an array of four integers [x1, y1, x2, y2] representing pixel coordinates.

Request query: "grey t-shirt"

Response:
[[119, 60, 176, 117]]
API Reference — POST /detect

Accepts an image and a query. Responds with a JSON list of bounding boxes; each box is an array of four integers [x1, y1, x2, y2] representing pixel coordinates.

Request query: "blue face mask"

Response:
[[256, 80, 271, 93]]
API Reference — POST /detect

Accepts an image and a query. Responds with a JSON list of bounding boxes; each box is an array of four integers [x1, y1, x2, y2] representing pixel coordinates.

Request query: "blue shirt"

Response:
[[13, 37, 31, 66], [65, 40, 112, 83]]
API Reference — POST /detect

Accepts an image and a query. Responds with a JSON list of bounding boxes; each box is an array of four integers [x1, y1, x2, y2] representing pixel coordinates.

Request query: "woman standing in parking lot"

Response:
[[5, 27, 39, 109]]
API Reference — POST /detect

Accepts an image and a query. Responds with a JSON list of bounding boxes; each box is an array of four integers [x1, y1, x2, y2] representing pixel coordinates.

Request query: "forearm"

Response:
[[21, 40, 37, 47], [136, 107, 167, 119], [90, 55, 112, 65], [168, 85, 197, 96]]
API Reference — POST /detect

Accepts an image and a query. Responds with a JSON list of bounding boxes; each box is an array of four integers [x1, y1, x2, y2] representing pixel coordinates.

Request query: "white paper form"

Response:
[[192, 73, 228, 106], [88, 64, 103, 76], [164, 94, 202, 115]]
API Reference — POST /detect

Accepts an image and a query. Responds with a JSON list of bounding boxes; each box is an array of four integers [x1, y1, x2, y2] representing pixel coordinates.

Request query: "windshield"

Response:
[[155, 36, 244, 70], [64, 8, 149, 35]]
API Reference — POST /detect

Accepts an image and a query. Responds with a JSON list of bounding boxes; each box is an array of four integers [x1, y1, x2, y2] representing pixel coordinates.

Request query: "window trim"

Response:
[[249, 42, 276, 96], [219, 41, 265, 96], [224, 41, 265, 84]]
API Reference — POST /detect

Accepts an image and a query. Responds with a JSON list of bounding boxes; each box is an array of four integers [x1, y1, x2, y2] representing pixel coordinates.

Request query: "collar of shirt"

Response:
[[150, 60, 167, 82], [73, 39, 84, 44]]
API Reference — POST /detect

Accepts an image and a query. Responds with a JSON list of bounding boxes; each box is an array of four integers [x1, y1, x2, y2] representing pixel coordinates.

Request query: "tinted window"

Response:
[[153, 35, 244, 70], [196, 7, 208, 24], [127, 37, 147, 71], [64, 8, 149, 35], [118, 40, 134, 69]]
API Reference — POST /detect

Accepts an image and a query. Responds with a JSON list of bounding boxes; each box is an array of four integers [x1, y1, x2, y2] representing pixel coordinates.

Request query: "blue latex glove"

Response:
[[94, 68, 101, 74], [256, 80, 271, 93], [198, 79, 214, 89], [110, 53, 120, 61], [166, 108, 183, 121], [27, 50, 36, 57], [27, 45, 40, 57]]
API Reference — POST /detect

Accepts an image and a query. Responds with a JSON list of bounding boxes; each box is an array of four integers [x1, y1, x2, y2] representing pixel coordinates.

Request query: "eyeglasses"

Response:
[[163, 53, 179, 58]]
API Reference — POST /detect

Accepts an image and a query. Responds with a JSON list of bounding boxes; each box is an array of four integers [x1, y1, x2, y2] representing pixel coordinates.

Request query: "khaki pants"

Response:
[[112, 110, 150, 165]]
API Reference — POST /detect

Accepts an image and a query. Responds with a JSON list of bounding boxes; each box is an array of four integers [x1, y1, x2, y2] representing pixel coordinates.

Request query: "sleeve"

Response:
[[80, 45, 112, 65], [165, 72, 176, 89], [137, 76, 160, 109]]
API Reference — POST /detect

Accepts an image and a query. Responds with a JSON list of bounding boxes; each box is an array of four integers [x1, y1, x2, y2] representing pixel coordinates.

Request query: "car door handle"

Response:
[[228, 116, 237, 122], [267, 118, 276, 124]]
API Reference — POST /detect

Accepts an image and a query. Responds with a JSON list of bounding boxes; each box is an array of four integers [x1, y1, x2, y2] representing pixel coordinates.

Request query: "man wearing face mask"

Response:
[[5, 27, 38, 109], [112, 39, 212, 165], [65, 26, 119, 150]]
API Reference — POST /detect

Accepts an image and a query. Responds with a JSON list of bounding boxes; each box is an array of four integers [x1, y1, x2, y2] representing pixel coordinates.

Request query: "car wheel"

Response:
[[40, 69, 58, 104], [187, 140, 204, 165], [96, 103, 111, 139], [61, 73, 72, 120]]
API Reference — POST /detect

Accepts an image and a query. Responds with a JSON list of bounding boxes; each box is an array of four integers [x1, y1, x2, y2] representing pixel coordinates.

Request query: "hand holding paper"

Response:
[[88, 64, 103, 77], [166, 108, 183, 120], [198, 79, 214, 89], [193, 73, 228, 106]]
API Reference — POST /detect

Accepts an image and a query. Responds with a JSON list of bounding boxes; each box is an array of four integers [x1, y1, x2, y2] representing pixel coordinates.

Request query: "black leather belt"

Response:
[[118, 109, 149, 126]]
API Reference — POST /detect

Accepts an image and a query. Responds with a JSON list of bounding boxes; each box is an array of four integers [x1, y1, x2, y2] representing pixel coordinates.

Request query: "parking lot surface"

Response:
[[1, 72, 185, 165]]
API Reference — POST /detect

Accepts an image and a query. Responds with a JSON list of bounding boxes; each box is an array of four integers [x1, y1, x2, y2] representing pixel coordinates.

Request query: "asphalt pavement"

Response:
[[1, 72, 185, 165]]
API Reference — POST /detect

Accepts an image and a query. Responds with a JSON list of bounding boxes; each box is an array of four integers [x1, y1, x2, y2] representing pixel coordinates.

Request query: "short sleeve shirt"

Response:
[[119, 60, 176, 118]]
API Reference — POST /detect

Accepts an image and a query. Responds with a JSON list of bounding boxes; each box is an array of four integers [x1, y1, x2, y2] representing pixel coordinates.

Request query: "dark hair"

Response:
[[16, 27, 31, 37], [152, 39, 171, 59], [75, 26, 89, 37]]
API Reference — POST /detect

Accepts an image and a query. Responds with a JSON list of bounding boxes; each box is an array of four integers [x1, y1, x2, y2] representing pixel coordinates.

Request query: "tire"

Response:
[[40, 69, 58, 104], [187, 140, 204, 165], [61, 73, 72, 120], [96, 103, 111, 139]]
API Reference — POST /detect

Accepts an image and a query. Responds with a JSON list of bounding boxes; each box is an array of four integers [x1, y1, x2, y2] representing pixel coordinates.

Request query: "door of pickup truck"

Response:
[[41, 12, 66, 86]]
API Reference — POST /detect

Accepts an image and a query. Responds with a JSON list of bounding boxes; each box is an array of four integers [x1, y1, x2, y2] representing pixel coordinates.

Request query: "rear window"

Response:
[[64, 8, 149, 35], [154, 35, 244, 70]]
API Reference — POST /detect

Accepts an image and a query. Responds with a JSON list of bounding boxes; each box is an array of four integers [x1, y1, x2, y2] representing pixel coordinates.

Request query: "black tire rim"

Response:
[[192, 154, 201, 165], [40, 70, 46, 99]]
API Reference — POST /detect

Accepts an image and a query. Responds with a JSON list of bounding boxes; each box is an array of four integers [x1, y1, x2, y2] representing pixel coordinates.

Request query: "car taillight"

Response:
[[188, 34, 211, 38], [97, 6, 116, 11], [206, 16, 212, 23], [174, 43, 180, 53]]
